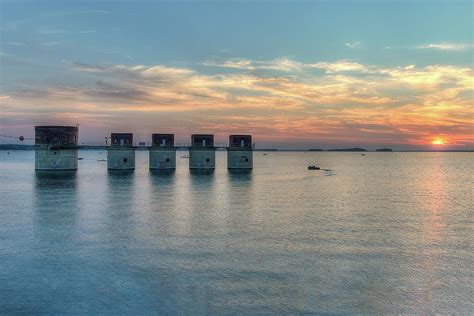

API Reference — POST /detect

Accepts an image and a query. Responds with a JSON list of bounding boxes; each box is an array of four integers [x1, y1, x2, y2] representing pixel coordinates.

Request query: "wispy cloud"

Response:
[[41, 41, 61, 47], [310, 61, 368, 73], [202, 57, 303, 72], [72, 62, 195, 79], [203, 58, 369, 73], [345, 41, 362, 49], [2, 58, 473, 147], [416, 43, 473, 51]]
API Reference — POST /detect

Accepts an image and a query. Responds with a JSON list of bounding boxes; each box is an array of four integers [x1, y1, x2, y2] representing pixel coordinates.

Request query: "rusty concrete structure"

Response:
[[107, 133, 136, 170], [34, 126, 79, 170], [227, 135, 253, 169]]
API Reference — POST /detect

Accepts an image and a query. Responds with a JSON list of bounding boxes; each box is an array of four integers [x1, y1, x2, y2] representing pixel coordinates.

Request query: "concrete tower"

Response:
[[149, 134, 176, 170], [34, 126, 79, 171], [189, 134, 216, 170], [107, 133, 136, 170], [227, 135, 253, 169]]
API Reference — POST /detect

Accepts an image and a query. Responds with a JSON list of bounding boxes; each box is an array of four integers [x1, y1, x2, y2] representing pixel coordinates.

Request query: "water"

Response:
[[0, 150, 472, 314]]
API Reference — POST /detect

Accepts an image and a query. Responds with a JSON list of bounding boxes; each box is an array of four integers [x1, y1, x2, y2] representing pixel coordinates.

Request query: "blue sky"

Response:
[[1, 0, 473, 149]]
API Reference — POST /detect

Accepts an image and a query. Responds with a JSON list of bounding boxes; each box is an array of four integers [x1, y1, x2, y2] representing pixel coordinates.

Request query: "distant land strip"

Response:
[[0, 144, 473, 152]]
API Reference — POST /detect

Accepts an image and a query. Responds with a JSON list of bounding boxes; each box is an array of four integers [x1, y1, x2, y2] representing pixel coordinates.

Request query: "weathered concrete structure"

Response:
[[34, 126, 79, 171], [107, 133, 136, 170], [227, 135, 253, 169], [189, 134, 216, 170], [149, 134, 176, 170]]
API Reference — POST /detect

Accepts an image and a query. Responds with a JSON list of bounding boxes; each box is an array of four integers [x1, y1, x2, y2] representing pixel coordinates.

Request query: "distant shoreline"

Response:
[[0, 144, 472, 152]]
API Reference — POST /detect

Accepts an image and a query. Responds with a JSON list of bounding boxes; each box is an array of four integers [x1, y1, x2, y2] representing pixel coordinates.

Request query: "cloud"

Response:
[[141, 65, 195, 78], [202, 57, 303, 72], [345, 41, 362, 49], [41, 41, 61, 47], [203, 58, 255, 70], [2, 58, 473, 148], [309, 61, 368, 73], [416, 43, 473, 51], [203, 58, 370, 73]]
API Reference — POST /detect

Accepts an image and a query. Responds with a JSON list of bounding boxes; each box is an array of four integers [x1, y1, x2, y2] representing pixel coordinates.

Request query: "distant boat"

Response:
[[78, 157, 84, 160], [361, 153, 366, 156], [308, 165, 320, 170], [97, 159, 107, 162], [180, 155, 189, 158]]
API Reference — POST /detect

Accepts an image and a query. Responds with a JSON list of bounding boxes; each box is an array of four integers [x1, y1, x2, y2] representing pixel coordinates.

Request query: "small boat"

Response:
[[180, 155, 189, 158], [97, 159, 107, 162], [308, 165, 320, 170], [361, 153, 366, 156], [78, 157, 84, 160]]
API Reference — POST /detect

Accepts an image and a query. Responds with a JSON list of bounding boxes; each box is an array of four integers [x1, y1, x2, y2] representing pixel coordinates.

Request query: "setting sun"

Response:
[[432, 138, 447, 145]]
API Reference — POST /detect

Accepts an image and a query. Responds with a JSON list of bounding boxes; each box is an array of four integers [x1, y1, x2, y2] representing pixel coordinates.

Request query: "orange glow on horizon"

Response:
[[431, 138, 447, 145]]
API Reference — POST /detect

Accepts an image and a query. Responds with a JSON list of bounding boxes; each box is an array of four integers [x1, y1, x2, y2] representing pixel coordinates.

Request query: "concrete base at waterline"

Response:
[[189, 149, 216, 170], [149, 149, 176, 170], [35, 148, 78, 171], [227, 150, 253, 169], [107, 148, 136, 170]]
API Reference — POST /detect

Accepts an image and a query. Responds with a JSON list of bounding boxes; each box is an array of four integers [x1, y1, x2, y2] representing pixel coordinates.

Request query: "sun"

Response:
[[431, 138, 446, 145]]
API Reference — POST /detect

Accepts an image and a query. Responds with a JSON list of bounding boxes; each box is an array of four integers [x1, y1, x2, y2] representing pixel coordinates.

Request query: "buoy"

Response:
[[19, 136, 24, 141]]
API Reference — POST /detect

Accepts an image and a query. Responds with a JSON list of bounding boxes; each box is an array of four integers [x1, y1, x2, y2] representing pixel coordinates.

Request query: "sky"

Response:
[[0, 0, 473, 149]]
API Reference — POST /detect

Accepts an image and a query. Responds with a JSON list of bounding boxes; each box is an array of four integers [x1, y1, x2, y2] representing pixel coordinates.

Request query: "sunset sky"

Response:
[[1, 0, 472, 149]]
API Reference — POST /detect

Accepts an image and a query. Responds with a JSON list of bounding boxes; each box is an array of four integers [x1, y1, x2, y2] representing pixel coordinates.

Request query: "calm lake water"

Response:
[[0, 150, 472, 314]]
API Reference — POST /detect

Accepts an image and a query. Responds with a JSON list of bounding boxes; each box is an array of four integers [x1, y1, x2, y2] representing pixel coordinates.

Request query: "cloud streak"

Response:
[[416, 43, 473, 51], [345, 41, 362, 49], [2, 58, 473, 148]]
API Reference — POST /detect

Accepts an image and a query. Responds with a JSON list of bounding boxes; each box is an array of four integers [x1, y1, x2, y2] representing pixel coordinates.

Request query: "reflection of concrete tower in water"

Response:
[[189, 134, 216, 170], [227, 135, 253, 169], [107, 133, 136, 170], [34, 126, 79, 171], [149, 134, 176, 170]]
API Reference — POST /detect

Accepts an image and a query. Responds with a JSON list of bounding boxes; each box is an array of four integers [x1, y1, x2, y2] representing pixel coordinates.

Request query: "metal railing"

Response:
[[175, 143, 229, 149], [76, 142, 231, 148]]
